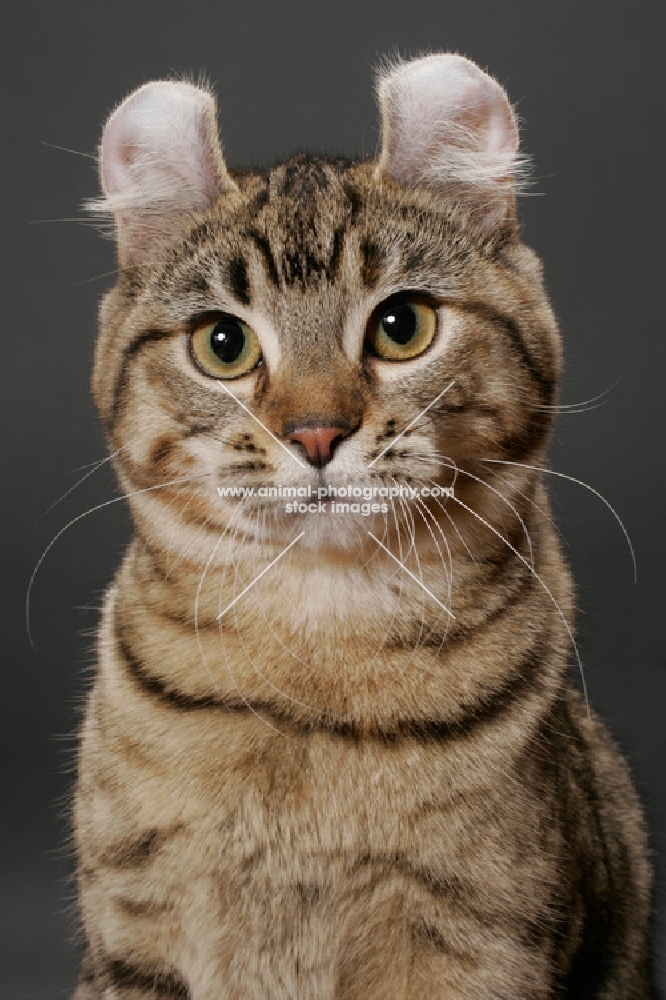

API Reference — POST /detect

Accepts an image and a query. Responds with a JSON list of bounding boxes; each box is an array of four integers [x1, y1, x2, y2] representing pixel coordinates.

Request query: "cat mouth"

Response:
[[254, 495, 390, 554], [212, 469, 449, 554]]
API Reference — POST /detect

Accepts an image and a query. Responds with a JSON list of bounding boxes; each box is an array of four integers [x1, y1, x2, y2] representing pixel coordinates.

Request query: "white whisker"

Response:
[[163, 488, 198, 579], [41, 140, 97, 160], [192, 496, 287, 737], [491, 470, 567, 544], [37, 446, 126, 520], [217, 533, 304, 620], [27, 471, 215, 651], [481, 459, 636, 582], [419, 464, 476, 564], [435, 461, 536, 568], [368, 531, 455, 620], [413, 497, 453, 604], [413, 497, 455, 655], [449, 492, 589, 717], [537, 380, 621, 412]]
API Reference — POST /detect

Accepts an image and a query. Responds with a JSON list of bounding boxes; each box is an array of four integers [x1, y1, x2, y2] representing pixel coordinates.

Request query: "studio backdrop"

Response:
[[1, 1, 664, 996]]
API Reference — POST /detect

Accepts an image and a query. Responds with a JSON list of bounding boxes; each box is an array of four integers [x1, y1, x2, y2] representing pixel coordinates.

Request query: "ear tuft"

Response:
[[89, 80, 235, 263], [375, 54, 526, 224]]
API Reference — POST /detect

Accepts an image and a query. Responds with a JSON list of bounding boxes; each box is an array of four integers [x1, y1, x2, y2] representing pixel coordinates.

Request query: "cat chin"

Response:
[[273, 508, 388, 555]]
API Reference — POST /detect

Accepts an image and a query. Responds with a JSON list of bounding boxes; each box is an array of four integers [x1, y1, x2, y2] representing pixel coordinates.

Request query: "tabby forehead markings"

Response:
[[248, 230, 281, 289], [248, 220, 351, 290], [226, 255, 251, 306], [278, 157, 332, 198], [360, 238, 384, 289]]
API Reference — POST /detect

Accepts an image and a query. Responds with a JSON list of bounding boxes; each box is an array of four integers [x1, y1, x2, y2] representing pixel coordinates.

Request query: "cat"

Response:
[[73, 54, 654, 998]]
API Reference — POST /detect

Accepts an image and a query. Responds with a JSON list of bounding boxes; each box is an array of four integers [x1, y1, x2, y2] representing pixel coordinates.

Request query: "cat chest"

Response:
[[155, 732, 546, 985], [137, 724, 525, 903], [82, 700, 554, 991]]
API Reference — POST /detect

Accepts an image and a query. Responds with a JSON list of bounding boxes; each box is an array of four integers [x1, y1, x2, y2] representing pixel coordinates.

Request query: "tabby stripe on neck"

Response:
[[116, 625, 225, 711], [343, 635, 549, 744], [116, 896, 175, 918], [100, 828, 166, 869], [105, 956, 190, 999], [394, 566, 535, 652], [114, 610, 549, 741]]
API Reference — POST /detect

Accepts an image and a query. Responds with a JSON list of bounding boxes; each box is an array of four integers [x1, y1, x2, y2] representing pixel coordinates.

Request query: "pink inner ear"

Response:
[[120, 145, 133, 167], [101, 123, 139, 199], [101, 82, 233, 214], [377, 54, 519, 195], [93, 80, 235, 263], [456, 81, 517, 153]]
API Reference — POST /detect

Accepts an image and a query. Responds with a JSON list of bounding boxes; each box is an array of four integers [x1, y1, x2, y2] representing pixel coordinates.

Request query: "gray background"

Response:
[[1, 1, 664, 996]]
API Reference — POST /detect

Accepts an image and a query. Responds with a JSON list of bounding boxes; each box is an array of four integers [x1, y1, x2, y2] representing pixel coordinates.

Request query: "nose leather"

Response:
[[285, 426, 350, 467]]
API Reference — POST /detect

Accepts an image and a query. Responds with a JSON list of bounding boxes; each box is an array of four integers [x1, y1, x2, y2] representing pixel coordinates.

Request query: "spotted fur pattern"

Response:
[[74, 59, 654, 999]]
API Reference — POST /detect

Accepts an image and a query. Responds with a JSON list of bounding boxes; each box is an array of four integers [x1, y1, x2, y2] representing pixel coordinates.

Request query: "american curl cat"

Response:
[[73, 54, 654, 999]]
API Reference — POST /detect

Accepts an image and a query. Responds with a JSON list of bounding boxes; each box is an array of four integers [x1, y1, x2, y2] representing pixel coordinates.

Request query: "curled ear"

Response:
[[375, 54, 523, 226], [90, 80, 236, 264]]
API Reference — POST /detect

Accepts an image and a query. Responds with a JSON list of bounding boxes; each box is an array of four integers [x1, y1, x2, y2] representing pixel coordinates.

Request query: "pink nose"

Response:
[[285, 426, 350, 467]]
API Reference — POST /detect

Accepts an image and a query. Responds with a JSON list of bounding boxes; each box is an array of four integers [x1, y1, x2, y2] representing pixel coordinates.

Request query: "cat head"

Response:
[[90, 54, 560, 564]]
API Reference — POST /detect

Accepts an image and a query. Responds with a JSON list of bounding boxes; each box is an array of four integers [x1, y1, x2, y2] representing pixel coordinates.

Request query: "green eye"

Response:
[[366, 296, 437, 361], [190, 315, 262, 379]]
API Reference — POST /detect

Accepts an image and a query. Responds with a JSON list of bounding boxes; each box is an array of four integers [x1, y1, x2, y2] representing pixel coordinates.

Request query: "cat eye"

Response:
[[190, 314, 263, 379], [365, 295, 438, 361]]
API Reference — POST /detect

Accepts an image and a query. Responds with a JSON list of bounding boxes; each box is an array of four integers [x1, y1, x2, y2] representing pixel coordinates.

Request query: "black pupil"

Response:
[[381, 303, 417, 345], [210, 318, 246, 364]]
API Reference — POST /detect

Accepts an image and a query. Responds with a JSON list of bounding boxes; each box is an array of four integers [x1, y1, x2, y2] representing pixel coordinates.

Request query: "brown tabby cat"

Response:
[[73, 54, 654, 998]]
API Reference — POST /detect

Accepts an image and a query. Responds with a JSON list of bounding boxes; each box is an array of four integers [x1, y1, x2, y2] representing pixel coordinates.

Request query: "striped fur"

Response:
[[74, 59, 653, 999]]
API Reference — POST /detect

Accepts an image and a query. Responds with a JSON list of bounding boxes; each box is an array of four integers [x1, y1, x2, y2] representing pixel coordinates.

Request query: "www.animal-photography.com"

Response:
[[2, 1, 665, 997]]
